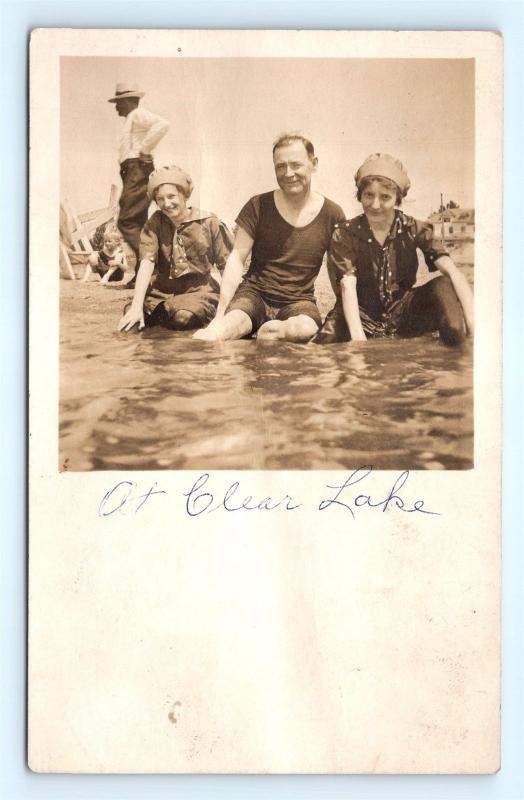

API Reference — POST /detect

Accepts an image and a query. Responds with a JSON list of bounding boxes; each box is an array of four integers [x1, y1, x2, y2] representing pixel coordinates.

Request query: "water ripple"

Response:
[[60, 312, 473, 470]]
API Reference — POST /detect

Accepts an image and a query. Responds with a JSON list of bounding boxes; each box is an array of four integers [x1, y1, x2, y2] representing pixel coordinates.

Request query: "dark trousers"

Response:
[[118, 158, 154, 272], [314, 275, 466, 346]]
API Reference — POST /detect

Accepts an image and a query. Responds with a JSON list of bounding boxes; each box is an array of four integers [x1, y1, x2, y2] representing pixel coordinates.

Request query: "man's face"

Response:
[[155, 183, 189, 223], [114, 97, 136, 117], [273, 142, 317, 198]]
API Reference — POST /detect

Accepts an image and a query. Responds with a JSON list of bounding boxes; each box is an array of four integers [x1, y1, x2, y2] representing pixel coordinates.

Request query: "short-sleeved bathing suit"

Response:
[[138, 208, 234, 327], [228, 192, 345, 332], [314, 210, 466, 346]]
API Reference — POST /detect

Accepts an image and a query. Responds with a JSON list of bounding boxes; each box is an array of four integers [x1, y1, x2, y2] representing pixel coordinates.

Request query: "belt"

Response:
[[120, 156, 154, 168]]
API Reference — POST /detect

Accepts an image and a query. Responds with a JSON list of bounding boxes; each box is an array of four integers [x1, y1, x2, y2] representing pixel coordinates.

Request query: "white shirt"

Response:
[[117, 106, 169, 164]]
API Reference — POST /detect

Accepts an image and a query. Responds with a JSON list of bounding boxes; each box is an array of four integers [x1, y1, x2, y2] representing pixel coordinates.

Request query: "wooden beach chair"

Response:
[[59, 185, 119, 279]]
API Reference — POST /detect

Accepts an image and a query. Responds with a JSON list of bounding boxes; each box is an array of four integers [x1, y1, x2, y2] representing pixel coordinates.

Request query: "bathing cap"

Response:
[[355, 153, 411, 196], [147, 166, 193, 200]]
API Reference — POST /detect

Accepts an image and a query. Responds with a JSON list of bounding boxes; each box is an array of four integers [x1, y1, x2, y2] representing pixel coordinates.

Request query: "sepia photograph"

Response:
[[59, 52, 475, 471], [29, 29, 502, 776]]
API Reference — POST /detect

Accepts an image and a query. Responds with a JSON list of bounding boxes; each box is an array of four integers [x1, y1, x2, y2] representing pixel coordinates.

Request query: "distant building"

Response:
[[427, 207, 475, 242]]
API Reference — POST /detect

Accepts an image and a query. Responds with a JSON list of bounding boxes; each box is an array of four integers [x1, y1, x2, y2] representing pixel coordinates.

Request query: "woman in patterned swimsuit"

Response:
[[314, 153, 474, 346]]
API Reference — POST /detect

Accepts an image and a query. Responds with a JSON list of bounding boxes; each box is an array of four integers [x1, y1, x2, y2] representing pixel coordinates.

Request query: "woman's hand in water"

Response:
[[118, 304, 145, 332]]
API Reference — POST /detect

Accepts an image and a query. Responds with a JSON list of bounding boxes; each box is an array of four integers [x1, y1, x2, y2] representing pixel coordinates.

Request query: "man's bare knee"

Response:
[[193, 309, 253, 341], [217, 310, 253, 340], [284, 314, 318, 342], [257, 320, 284, 340]]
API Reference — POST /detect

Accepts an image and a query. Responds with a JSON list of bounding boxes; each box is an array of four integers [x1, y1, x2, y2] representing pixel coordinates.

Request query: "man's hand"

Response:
[[118, 304, 145, 332], [193, 316, 223, 341]]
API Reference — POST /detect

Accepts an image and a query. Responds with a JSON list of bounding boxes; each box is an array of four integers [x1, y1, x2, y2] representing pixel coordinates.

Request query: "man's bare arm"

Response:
[[211, 227, 254, 318]]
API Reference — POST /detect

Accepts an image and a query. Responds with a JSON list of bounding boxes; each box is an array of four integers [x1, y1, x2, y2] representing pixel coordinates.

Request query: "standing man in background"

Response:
[[108, 82, 169, 286]]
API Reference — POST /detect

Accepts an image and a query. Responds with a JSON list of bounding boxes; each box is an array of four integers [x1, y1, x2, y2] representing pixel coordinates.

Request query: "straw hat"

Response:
[[108, 82, 145, 103]]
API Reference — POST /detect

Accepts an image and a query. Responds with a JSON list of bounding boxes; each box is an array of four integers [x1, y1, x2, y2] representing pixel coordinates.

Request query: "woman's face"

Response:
[[155, 183, 189, 223], [360, 179, 397, 221]]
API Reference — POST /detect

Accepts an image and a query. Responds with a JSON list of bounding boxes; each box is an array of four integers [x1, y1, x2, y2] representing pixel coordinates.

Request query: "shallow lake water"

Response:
[[60, 281, 473, 471]]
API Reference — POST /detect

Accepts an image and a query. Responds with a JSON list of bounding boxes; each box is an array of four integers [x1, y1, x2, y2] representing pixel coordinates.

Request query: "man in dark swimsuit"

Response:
[[193, 133, 345, 342]]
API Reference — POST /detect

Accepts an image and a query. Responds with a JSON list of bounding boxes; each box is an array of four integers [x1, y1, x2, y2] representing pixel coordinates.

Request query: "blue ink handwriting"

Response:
[[97, 470, 440, 519], [98, 480, 166, 517], [183, 473, 301, 517], [319, 467, 440, 517]]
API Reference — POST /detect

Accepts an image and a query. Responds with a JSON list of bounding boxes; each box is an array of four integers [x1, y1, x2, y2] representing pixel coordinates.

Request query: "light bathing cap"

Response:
[[147, 166, 193, 200], [355, 153, 411, 196]]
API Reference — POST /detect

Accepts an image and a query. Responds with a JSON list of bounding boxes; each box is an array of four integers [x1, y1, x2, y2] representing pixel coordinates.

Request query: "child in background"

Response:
[[314, 153, 474, 345], [82, 223, 127, 284]]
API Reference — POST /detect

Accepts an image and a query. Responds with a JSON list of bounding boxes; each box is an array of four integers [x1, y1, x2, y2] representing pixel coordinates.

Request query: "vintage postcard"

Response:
[[29, 29, 502, 773]]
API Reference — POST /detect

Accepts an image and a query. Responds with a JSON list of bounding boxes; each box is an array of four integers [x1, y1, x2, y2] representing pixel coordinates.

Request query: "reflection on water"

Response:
[[60, 319, 473, 471]]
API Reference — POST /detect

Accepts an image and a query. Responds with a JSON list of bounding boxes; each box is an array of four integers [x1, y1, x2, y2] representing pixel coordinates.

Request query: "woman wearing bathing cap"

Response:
[[314, 153, 474, 345], [118, 165, 234, 332]]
